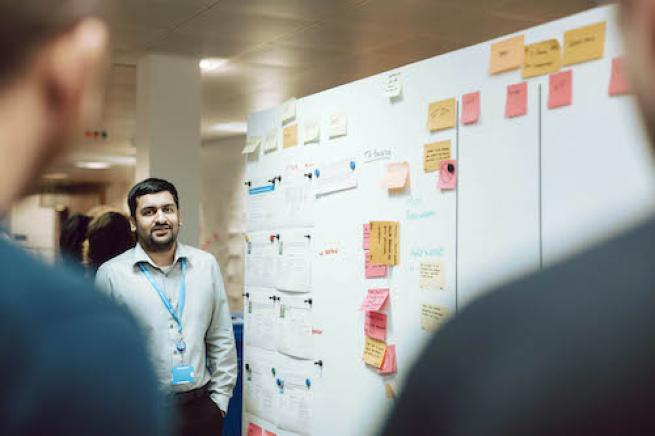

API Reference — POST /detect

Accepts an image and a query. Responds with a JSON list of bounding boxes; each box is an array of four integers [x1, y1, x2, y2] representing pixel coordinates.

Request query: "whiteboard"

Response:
[[242, 5, 655, 436]]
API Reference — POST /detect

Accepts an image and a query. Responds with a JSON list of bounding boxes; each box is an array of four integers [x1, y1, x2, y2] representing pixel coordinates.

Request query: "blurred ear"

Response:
[[129, 216, 137, 232], [41, 17, 109, 147]]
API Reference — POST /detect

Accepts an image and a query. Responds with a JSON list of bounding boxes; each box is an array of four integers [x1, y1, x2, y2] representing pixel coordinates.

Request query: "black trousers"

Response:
[[167, 385, 224, 436]]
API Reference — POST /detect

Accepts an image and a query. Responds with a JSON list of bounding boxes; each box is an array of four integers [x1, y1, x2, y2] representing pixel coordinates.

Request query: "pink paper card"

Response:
[[248, 423, 263, 436], [438, 160, 457, 191], [378, 344, 397, 375], [461, 91, 480, 125], [365, 311, 387, 341], [609, 57, 631, 96], [548, 70, 572, 109], [383, 162, 409, 190], [360, 288, 390, 311], [363, 224, 370, 250], [505, 82, 528, 118], [365, 251, 388, 278]]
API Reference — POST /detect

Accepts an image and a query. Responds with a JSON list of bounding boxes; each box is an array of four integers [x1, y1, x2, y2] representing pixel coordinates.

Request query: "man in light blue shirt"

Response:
[[96, 178, 237, 436]]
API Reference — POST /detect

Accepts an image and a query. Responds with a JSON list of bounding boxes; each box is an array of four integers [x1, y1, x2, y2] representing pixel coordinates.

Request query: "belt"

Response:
[[167, 382, 210, 406]]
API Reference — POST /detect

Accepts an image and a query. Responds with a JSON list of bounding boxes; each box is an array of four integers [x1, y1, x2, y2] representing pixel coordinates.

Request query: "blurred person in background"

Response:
[[0, 0, 166, 434], [86, 210, 135, 274], [58, 213, 91, 269]]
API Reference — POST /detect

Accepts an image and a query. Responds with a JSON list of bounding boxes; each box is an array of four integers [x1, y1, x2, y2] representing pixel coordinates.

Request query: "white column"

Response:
[[136, 54, 201, 246]]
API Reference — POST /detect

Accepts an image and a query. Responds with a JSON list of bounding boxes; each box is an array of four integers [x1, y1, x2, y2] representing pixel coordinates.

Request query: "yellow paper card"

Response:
[[563, 22, 606, 66], [421, 304, 449, 332], [489, 35, 524, 74], [283, 124, 298, 149], [424, 140, 451, 173], [427, 98, 456, 132], [369, 221, 400, 266], [363, 336, 387, 368], [522, 39, 561, 79], [419, 261, 446, 290]]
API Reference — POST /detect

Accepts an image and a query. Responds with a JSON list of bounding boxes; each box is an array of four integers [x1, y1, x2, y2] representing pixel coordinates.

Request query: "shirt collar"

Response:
[[133, 242, 190, 269]]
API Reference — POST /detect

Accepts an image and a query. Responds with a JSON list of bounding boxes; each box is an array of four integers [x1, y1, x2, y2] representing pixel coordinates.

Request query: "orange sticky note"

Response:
[[438, 160, 457, 191], [378, 344, 397, 375], [248, 423, 263, 436], [363, 224, 370, 250], [489, 35, 525, 74], [609, 57, 631, 96], [506, 82, 528, 118], [264, 432, 277, 436], [461, 91, 480, 125], [384, 162, 409, 190], [360, 288, 390, 311], [427, 98, 456, 131], [365, 253, 388, 278], [363, 336, 387, 368], [365, 311, 387, 341], [548, 70, 573, 109]]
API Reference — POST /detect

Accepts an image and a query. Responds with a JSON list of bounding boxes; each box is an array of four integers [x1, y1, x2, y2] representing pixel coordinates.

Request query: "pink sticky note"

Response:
[[365, 311, 387, 341], [360, 288, 390, 311], [506, 82, 528, 118], [548, 70, 572, 109], [438, 160, 457, 191], [461, 91, 480, 125], [365, 251, 388, 278], [378, 344, 397, 375], [363, 224, 370, 250], [248, 423, 263, 436], [609, 57, 631, 96], [384, 162, 409, 190]]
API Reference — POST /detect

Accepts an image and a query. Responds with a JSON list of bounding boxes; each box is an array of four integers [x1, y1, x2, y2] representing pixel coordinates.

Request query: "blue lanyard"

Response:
[[139, 258, 187, 334]]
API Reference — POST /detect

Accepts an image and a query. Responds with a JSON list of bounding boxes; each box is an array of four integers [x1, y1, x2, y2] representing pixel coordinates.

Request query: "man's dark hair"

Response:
[[127, 178, 179, 218], [0, 0, 106, 86]]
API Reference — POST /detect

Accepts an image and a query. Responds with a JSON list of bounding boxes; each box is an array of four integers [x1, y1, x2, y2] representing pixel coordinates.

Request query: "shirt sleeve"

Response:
[[95, 263, 114, 296], [206, 256, 238, 413]]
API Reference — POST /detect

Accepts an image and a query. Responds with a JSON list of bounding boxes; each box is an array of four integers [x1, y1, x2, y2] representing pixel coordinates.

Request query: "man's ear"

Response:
[[129, 216, 137, 232], [42, 17, 109, 140]]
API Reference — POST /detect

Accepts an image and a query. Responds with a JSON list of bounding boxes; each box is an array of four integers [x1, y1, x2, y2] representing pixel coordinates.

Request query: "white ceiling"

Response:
[[49, 0, 610, 181]]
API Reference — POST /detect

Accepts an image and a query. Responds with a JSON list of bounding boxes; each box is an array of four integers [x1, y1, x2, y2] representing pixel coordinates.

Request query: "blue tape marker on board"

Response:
[[350, 161, 356, 171], [315, 169, 320, 178]]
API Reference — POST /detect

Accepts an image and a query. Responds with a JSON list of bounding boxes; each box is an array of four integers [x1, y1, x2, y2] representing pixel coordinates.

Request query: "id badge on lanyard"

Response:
[[139, 259, 196, 386]]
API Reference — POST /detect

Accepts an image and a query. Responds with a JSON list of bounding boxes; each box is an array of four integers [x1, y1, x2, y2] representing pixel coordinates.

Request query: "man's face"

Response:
[[133, 191, 180, 252]]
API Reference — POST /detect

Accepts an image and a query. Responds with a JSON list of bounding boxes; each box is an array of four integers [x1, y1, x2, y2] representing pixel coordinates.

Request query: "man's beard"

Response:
[[139, 226, 177, 252]]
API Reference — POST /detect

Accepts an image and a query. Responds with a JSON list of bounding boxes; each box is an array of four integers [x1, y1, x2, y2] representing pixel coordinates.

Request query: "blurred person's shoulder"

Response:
[[385, 216, 655, 435]]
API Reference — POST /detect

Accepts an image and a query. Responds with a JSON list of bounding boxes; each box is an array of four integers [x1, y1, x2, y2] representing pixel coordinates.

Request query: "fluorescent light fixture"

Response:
[[42, 172, 69, 180], [75, 161, 111, 170], [199, 58, 228, 73], [208, 122, 247, 134]]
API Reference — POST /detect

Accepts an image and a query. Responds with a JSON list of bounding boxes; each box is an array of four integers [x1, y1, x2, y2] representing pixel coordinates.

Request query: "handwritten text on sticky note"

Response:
[[419, 260, 446, 290], [421, 304, 449, 332], [365, 311, 387, 341], [360, 288, 390, 311], [523, 39, 561, 79], [369, 221, 400, 266], [548, 70, 572, 109], [563, 21, 606, 66], [427, 98, 456, 131], [489, 35, 524, 74], [363, 336, 387, 368], [424, 140, 451, 173], [461, 91, 481, 125], [506, 82, 528, 118]]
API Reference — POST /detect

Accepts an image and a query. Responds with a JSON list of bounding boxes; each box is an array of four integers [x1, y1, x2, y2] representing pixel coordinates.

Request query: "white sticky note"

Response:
[[242, 136, 261, 155], [329, 113, 348, 138], [282, 98, 297, 124], [263, 130, 278, 153], [385, 72, 402, 99], [304, 121, 320, 144]]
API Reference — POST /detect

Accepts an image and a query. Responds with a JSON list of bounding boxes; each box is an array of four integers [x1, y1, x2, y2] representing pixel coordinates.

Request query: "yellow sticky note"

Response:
[[363, 336, 387, 368], [424, 141, 451, 173], [421, 304, 448, 332], [522, 39, 561, 79], [283, 124, 298, 149], [489, 35, 524, 75], [427, 98, 456, 132], [563, 22, 606, 66], [369, 221, 400, 266]]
